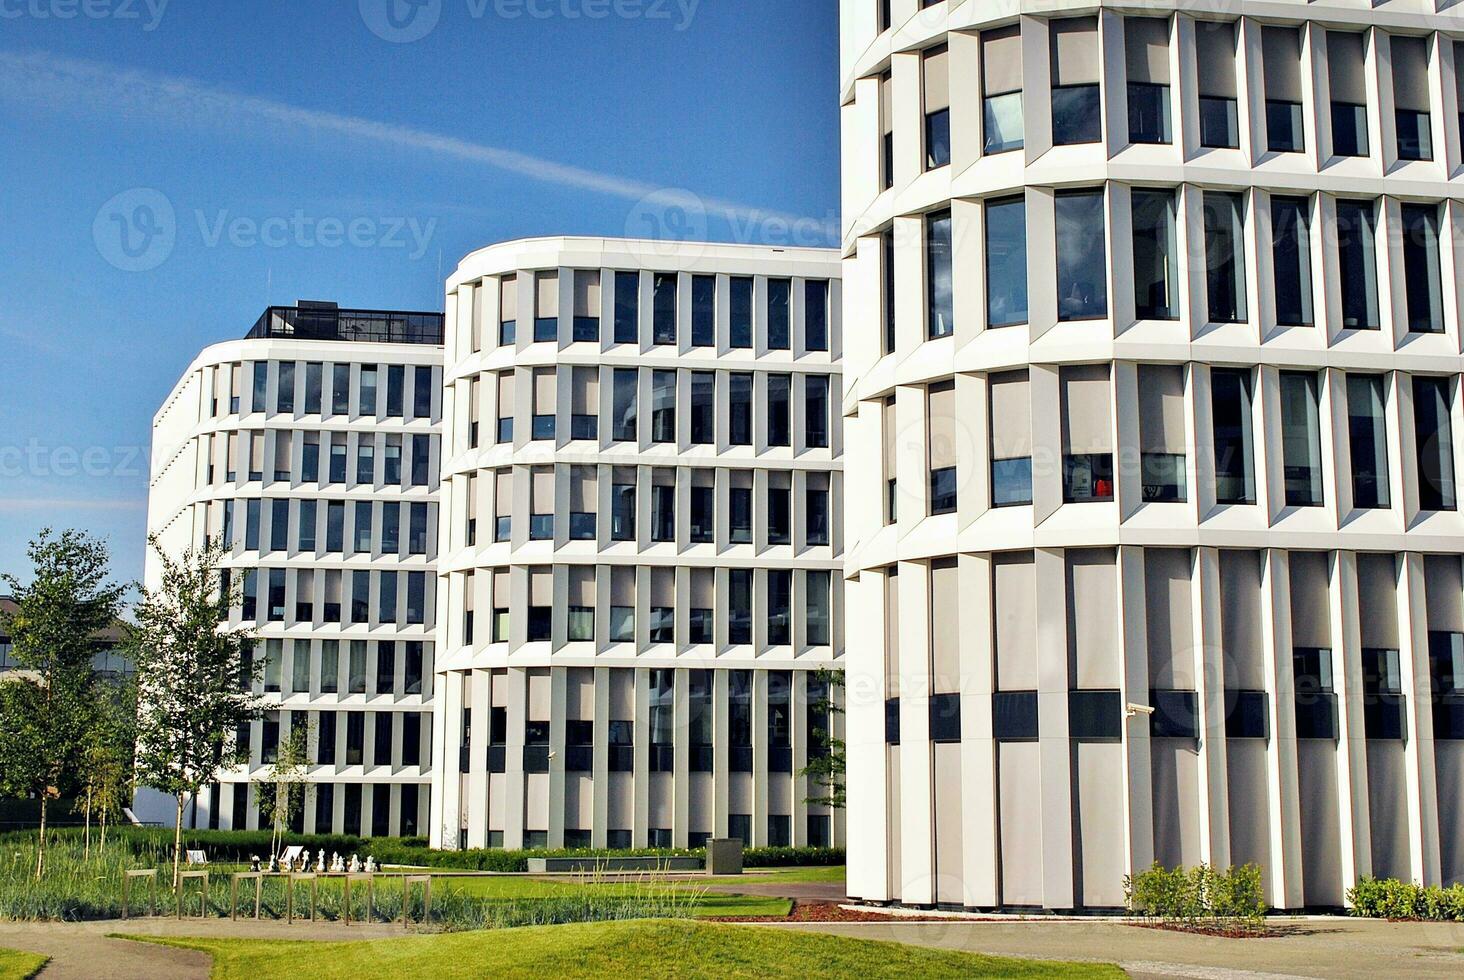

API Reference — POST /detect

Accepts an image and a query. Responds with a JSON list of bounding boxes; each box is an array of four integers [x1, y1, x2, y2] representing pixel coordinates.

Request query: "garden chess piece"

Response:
[[249, 855, 261, 873], [316, 850, 326, 873], [268, 855, 280, 873], [349, 854, 361, 874], [331, 853, 344, 873], [364, 856, 377, 874]]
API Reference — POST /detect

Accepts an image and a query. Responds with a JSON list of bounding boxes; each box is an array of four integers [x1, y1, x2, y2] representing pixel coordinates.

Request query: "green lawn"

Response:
[[127, 919, 1123, 979], [712, 865, 846, 884], [0, 948, 49, 980], [435, 873, 791, 917]]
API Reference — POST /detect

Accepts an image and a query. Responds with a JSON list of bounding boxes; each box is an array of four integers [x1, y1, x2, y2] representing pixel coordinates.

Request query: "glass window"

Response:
[[1279, 371, 1323, 507], [651, 370, 676, 444], [303, 362, 322, 415], [982, 25, 1023, 154], [926, 210, 953, 339], [612, 369, 637, 442], [653, 272, 676, 345], [1050, 19, 1101, 144], [1397, 108, 1433, 161], [882, 229, 896, 355], [767, 572, 792, 646], [806, 483, 830, 546], [1056, 189, 1107, 320], [1413, 376, 1456, 512], [652, 483, 675, 543], [985, 195, 1027, 327], [729, 485, 753, 544], [729, 277, 753, 348], [805, 280, 829, 351], [251, 361, 268, 414], [613, 271, 639, 344], [729, 373, 752, 446], [358, 365, 378, 416], [767, 374, 791, 447], [611, 482, 635, 541], [1211, 368, 1255, 504], [385, 364, 404, 417], [1331, 100, 1368, 158], [806, 570, 831, 646], [1335, 200, 1379, 329], [1131, 188, 1178, 320], [1401, 203, 1443, 334], [1125, 17, 1172, 144], [1203, 191, 1247, 323], [1347, 373, 1390, 510], [690, 485, 714, 543], [1266, 102, 1303, 152], [331, 364, 350, 416], [1200, 95, 1239, 149], [805, 375, 830, 449], [924, 45, 951, 169], [767, 278, 791, 350], [692, 274, 715, 347], [690, 372, 715, 445], [728, 570, 753, 644], [609, 606, 635, 644], [275, 362, 295, 414], [768, 485, 791, 544], [1271, 196, 1313, 327]]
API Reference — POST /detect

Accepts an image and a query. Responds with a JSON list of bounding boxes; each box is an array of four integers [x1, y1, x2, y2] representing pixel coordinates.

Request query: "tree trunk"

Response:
[[83, 787, 93, 862], [100, 807, 109, 850], [172, 793, 185, 888], [35, 794, 47, 881]]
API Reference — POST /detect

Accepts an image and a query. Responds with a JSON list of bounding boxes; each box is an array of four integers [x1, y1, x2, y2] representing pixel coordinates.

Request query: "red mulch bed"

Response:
[[713, 901, 951, 923]]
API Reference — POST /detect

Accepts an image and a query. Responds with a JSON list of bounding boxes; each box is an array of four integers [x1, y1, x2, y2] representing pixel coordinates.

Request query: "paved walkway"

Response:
[[774, 917, 1464, 980], [0, 917, 406, 979]]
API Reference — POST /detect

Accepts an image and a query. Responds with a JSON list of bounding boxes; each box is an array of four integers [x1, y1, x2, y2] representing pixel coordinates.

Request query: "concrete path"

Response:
[[0, 917, 406, 979], [773, 917, 1464, 980]]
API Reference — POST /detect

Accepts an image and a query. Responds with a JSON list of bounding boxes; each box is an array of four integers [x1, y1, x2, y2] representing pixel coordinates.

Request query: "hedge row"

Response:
[[1348, 877, 1464, 921], [0, 828, 842, 872]]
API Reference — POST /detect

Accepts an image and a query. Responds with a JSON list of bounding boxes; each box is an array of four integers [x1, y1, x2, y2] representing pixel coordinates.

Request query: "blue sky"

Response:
[[0, 0, 840, 587]]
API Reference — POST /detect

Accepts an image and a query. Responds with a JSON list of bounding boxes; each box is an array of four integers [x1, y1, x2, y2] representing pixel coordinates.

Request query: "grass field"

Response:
[[0, 947, 49, 980], [128, 919, 1123, 979], [431, 872, 793, 918]]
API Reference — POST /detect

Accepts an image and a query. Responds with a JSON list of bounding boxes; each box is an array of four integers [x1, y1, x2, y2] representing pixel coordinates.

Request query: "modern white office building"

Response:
[[430, 237, 846, 851], [142, 303, 443, 836], [840, 1, 1464, 910]]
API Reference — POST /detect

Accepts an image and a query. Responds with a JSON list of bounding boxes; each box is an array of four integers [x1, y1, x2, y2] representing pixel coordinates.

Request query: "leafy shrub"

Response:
[[1125, 862, 1267, 931], [1347, 877, 1464, 922], [0, 828, 842, 875]]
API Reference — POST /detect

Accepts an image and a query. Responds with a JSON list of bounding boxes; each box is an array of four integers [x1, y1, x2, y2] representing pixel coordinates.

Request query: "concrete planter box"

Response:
[[526, 856, 703, 873]]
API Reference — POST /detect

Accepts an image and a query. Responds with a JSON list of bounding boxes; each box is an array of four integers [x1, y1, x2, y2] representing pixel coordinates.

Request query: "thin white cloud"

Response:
[[0, 497, 146, 513], [0, 50, 821, 232]]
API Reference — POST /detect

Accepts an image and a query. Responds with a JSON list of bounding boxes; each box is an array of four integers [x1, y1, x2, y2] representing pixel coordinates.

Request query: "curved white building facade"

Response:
[[143, 305, 443, 836], [431, 238, 845, 851], [841, 1, 1464, 910]]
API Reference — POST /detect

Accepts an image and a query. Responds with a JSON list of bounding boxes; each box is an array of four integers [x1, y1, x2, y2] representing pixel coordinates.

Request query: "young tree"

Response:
[[130, 536, 262, 886], [77, 677, 137, 858], [253, 719, 312, 861], [0, 529, 125, 879], [799, 667, 846, 810]]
